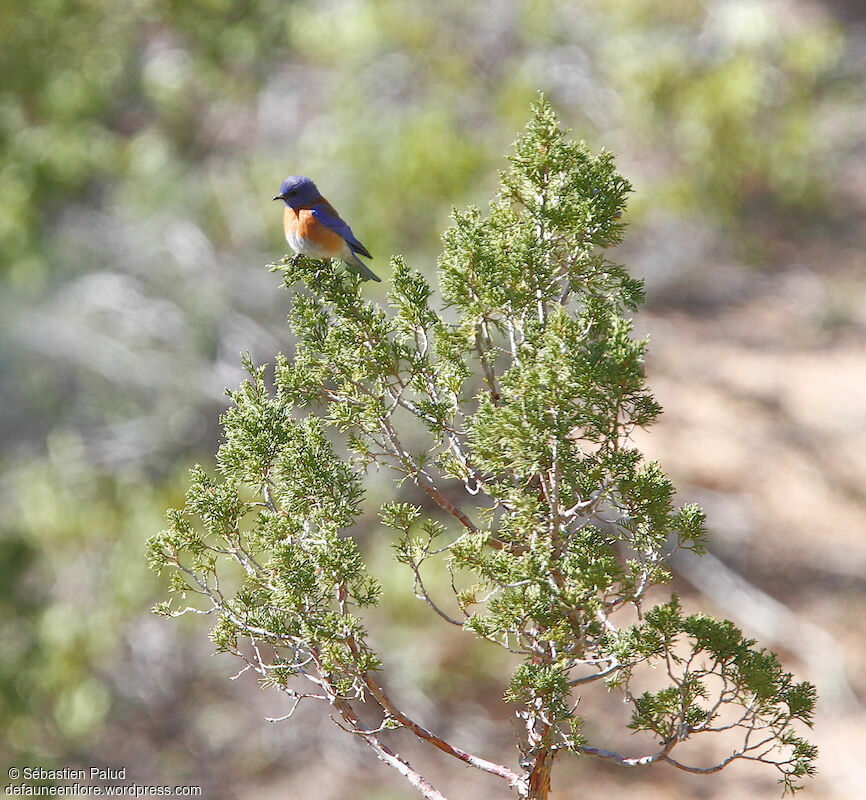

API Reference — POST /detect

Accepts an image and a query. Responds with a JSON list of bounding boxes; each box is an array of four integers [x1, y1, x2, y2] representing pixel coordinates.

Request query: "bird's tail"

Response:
[[346, 251, 381, 282]]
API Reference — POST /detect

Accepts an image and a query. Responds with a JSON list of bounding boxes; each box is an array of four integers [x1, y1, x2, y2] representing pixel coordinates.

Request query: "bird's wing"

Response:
[[310, 204, 373, 259]]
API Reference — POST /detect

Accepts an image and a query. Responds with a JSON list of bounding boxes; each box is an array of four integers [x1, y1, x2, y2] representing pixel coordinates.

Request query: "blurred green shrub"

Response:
[[0, 0, 846, 288], [0, 445, 175, 766]]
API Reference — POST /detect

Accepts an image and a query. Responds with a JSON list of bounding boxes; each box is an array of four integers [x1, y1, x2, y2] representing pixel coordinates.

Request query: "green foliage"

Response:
[[152, 97, 816, 796], [608, 598, 817, 792], [147, 367, 381, 695]]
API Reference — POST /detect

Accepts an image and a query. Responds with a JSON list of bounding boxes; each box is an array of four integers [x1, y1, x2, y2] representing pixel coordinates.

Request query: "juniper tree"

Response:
[[147, 97, 817, 800]]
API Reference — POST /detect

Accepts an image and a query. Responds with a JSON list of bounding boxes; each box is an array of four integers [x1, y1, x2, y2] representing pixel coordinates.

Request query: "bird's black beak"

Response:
[[273, 194, 284, 201]]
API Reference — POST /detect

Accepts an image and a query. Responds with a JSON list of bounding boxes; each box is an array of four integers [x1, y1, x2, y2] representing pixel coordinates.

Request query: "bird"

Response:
[[273, 175, 381, 282]]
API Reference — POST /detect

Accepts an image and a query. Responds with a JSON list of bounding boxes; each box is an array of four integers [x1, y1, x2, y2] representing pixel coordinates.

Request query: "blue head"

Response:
[[273, 175, 320, 208]]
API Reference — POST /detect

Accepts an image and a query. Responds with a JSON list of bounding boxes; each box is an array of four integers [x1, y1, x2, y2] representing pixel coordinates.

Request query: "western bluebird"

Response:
[[273, 175, 381, 282]]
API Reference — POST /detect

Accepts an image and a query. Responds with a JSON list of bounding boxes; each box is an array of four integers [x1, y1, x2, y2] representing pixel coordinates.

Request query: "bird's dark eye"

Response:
[[287, 189, 298, 197]]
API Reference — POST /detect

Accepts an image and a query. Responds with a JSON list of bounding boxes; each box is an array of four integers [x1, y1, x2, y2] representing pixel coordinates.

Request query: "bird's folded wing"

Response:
[[311, 206, 372, 259]]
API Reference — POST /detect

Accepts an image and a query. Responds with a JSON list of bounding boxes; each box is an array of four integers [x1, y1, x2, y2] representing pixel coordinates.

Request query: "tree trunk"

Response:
[[525, 749, 553, 800]]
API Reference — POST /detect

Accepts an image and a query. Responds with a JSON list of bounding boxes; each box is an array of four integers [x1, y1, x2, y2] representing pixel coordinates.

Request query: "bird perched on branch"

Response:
[[274, 175, 380, 282]]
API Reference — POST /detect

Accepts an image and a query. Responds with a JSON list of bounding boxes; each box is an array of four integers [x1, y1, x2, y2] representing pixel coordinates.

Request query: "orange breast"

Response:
[[283, 205, 344, 258]]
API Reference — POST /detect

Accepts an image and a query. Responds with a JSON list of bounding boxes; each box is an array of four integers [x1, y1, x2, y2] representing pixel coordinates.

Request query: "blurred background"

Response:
[[1, 0, 865, 797]]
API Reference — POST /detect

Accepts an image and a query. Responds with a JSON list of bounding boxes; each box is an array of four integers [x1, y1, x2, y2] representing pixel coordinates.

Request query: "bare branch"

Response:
[[331, 698, 450, 800], [581, 737, 678, 767], [353, 660, 524, 789]]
